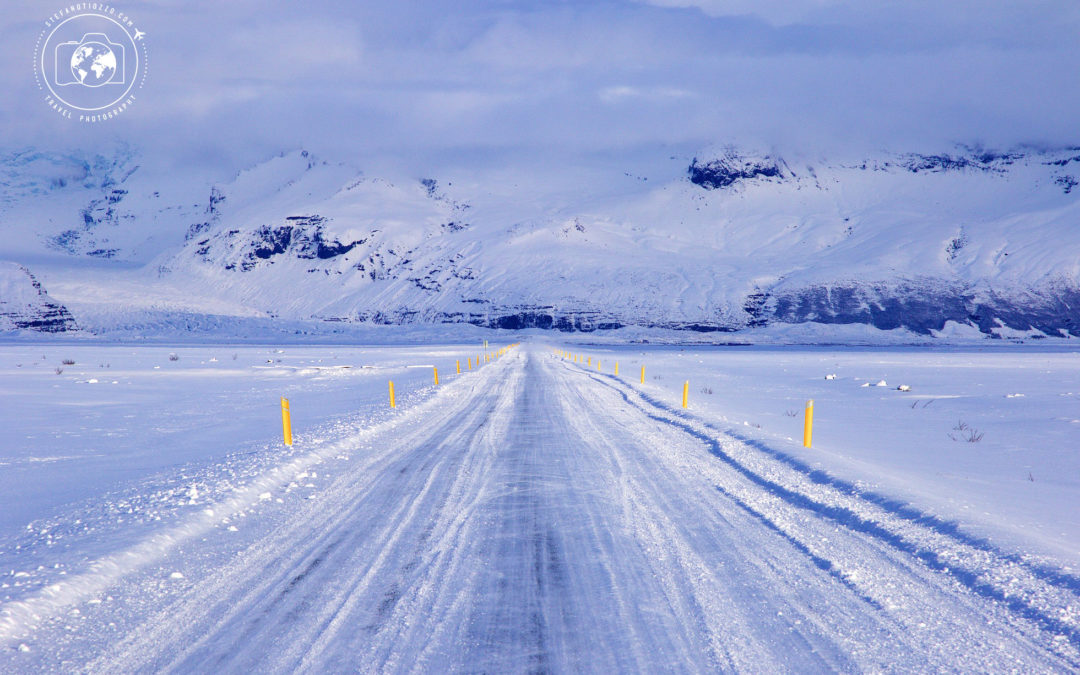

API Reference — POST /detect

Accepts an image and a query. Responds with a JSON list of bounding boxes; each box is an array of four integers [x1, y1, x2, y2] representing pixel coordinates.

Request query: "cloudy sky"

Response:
[[4, 0, 1079, 176]]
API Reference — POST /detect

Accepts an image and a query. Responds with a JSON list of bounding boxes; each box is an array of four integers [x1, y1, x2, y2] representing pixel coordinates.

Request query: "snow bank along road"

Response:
[[3, 345, 1079, 672]]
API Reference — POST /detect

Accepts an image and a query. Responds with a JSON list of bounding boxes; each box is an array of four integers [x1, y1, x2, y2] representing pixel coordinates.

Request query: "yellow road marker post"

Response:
[[434, 367, 440, 385], [803, 400, 814, 448], [389, 381, 396, 408], [682, 381, 689, 409], [281, 397, 293, 446]]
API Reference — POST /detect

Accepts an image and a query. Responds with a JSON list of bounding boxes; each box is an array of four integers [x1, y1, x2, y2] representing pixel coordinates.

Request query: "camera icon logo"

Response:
[[35, 7, 148, 116], [55, 33, 126, 88]]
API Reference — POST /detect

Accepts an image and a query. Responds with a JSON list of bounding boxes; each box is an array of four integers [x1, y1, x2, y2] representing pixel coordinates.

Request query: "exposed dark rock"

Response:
[[689, 152, 785, 190], [1055, 176, 1078, 194], [742, 291, 772, 328], [0, 265, 77, 333], [186, 221, 212, 241], [764, 279, 1080, 337], [421, 178, 438, 198], [252, 225, 294, 260], [898, 150, 1021, 174], [231, 217, 367, 270]]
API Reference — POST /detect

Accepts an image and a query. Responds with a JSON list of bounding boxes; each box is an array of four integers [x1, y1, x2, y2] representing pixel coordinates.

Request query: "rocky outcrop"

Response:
[[0, 263, 77, 333]]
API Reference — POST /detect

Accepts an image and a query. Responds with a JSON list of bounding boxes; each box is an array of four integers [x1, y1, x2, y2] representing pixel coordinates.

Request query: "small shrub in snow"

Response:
[[61, 358, 75, 365], [949, 420, 984, 443], [700, 386, 713, 395], [168, 353, 179, 362], [785, 409, 798, 417], [54, 367, 63, 375]]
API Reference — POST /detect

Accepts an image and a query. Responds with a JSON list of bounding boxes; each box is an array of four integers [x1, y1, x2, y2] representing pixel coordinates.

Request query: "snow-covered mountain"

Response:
[[2, 144, 1079, 339], [0, 263, 76, 333], [0, 147, 209, 264]]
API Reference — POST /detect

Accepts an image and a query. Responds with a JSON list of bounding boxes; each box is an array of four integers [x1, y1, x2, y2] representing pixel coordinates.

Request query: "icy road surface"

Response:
[[2, 346, 1079, 672]]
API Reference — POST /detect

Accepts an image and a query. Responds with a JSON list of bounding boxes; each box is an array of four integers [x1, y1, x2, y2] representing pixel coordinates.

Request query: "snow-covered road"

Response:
[[4, 345, 1079, 672]]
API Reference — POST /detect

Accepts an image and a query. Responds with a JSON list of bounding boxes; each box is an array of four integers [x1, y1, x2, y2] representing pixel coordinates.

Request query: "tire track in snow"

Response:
[[4, 346, 1077, 672], [94, 356, 522, 673], [567, 356, 1080, 669]]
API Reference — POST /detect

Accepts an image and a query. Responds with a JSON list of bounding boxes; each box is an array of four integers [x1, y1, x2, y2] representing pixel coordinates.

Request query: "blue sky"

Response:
[[4, 0, 1079, 175]]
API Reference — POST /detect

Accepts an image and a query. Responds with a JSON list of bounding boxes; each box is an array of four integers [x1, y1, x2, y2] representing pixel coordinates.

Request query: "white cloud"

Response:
[[598, 86, 696, 104], [634, 0, 841, 25], [1, 0, 1077, 175], [228, 20, 363, 76]]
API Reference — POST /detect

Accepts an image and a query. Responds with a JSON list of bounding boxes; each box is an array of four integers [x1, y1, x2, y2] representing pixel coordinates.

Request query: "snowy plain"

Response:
[[0, 340, 1077, 671], [579, 343, 1080, 567]]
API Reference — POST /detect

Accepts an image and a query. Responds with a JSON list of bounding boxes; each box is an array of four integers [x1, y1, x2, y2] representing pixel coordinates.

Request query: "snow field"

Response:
[[556, 344, 1080, 567], [549, 353, 1079, 669], [0, 342, 1077, 671], [0, 343, 507, 648]]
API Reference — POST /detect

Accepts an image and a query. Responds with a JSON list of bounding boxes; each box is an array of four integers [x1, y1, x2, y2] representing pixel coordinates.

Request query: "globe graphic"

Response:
[[70, 42, 116, 87]]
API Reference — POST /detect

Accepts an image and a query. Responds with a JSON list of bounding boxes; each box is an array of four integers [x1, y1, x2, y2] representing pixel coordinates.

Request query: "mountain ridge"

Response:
[[2, 144, 1078, 340]]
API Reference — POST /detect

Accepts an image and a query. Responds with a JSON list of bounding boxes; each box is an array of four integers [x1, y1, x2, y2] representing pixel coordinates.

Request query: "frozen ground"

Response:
[[0, 342, 1078, 671], [0, 344, 478, 541], [583, 344, 1080, 568]]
